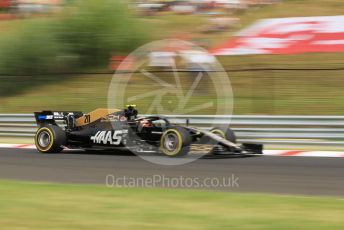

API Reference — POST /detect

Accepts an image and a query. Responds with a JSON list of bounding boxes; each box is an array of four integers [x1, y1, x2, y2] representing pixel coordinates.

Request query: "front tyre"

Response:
[[35, 125, 66, 153], [160, 127, 191, 157], [210, 127, 236, 143]]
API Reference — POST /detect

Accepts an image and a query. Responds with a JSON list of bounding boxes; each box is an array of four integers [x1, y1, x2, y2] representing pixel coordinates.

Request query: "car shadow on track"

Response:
[[59, 149, 261, 160], [202, 154, 261, 160]]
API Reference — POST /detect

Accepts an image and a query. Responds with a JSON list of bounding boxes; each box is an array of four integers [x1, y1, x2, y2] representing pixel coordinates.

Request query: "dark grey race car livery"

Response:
[[34, 106, 263, 157]]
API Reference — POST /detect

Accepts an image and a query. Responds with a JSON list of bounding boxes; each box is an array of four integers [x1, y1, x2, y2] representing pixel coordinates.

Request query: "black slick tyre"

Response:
[[35, 125, 66, 153], [210, 127, 236, 143], [160, 127, 191, 157]]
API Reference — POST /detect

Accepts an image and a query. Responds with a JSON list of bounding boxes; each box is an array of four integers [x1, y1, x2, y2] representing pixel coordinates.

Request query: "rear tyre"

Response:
[[210, 127, 236, 143], [35, 125, 66, 153], [160, 127, 191, 157]]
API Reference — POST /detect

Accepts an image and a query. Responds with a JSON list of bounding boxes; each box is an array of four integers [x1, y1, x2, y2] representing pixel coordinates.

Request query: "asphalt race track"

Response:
[[0, 148, 343, 196]]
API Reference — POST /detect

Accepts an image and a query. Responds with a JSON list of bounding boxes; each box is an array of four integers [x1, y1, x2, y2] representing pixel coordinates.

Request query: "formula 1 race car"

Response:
[[34, 106, 263, 157]]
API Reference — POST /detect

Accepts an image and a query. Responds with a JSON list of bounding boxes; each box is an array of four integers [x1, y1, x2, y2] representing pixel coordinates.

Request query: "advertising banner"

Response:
[[211, 16, 344, 55]]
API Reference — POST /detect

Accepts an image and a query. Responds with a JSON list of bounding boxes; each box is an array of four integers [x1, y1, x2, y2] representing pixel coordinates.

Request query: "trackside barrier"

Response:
[[1, 114, 344, 145]]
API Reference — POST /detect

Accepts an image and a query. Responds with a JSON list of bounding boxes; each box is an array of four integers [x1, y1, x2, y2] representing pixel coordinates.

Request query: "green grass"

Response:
[[1, 71, 344, 115], [0, 137, 34, 144], [2, 0, 344, 114], [0, 180, 343, 230]]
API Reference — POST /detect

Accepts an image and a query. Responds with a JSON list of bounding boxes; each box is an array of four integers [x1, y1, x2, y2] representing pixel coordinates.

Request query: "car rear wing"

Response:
[[34, 111, 83, 126]]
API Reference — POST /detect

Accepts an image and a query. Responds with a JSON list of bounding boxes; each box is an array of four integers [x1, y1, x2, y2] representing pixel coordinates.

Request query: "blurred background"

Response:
[[0, 2, 343, 229], [0, 0, 344, 115]]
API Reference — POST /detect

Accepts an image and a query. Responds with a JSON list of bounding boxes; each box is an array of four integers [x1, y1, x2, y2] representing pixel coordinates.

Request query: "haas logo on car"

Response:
[[90, 131, 125, 145]]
